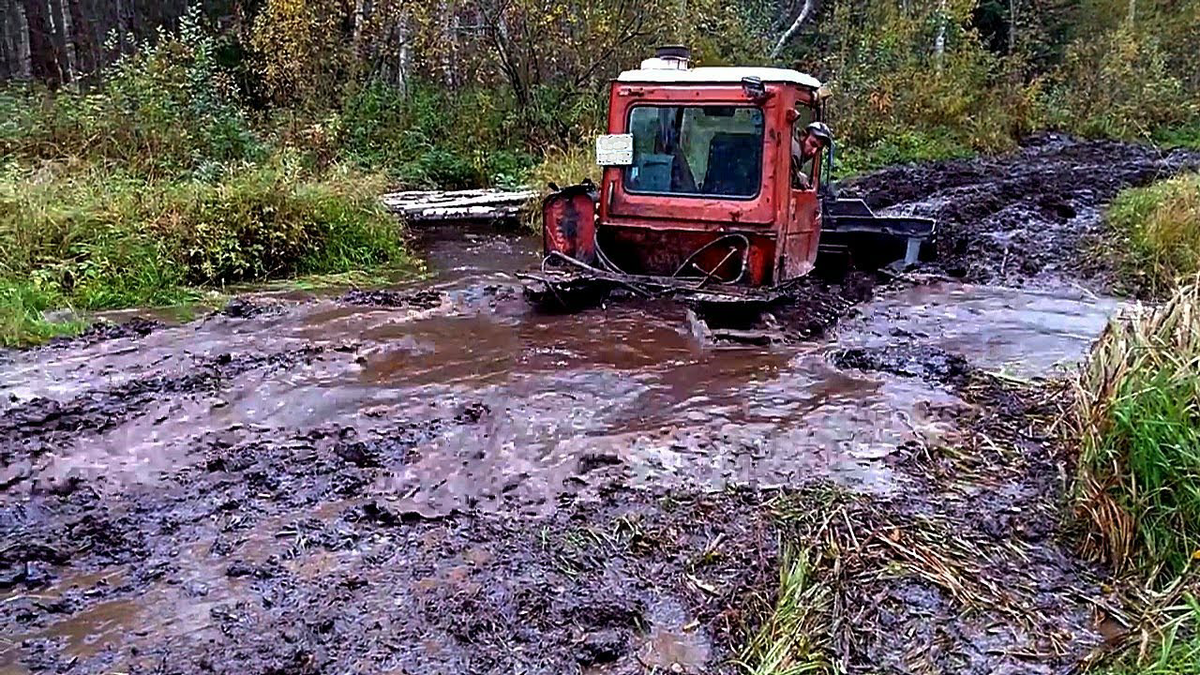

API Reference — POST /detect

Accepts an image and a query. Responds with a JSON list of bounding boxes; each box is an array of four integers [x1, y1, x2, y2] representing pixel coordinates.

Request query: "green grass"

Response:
[[1099, 593, 1200, 675], [1075, 283, 1200, 582], [736, 547, 833, 675], [0, 161, 410, 347], [1152, 121, 1200, 151], [835, 129, 977, 178], [1108, 174, 1200, 296], [0, 281, 89, 347]]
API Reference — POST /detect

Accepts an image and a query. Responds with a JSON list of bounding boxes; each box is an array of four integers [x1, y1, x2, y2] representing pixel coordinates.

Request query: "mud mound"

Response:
[[340, 288, 443, 309], [844, 135, 1200, 288], [0, 347, 326, 464], [834, 344, 972, 384], [219, 297, 287, 319], [44, 317, 164, 349]]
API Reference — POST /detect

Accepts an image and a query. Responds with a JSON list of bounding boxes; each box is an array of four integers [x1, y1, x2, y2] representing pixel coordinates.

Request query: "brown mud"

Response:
[[0, 137, 1193, 674]]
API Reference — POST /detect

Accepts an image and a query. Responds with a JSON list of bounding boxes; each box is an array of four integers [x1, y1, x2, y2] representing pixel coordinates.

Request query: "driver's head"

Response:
[[801, 122, 832, 157]]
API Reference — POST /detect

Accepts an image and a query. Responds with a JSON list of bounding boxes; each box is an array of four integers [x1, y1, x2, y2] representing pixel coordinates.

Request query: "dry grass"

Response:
[[1073, 282, 1200, 581], [1108, 173, 1200, 296], [520, 144, 602, 232], [748, 484, 1071, 671]]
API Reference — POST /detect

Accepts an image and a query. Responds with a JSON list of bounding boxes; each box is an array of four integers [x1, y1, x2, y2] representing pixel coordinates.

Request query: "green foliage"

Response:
[[1045, 23, 1199, 140], [1107, 174, 1200, 295], [835, 130, 975, 176], [0, 10, 262, 180], [0, 280, 88, 347], [1075, 284, 1200, 583], [334, 82, 542, 188]]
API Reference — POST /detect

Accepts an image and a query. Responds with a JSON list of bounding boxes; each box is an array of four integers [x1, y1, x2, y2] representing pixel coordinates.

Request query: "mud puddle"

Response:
[[2, 138, 1184, 674]]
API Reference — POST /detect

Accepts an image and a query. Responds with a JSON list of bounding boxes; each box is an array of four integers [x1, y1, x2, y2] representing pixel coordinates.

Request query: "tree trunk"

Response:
[[352, 0, 364, 56], [396, 8, 409, 94], [42, 0, 64, 82], [1008, 0, 1016, 54], [114, 0, 128, 55], [10, 2, 33, 80], [933, 0, 947, 71], [56, 0, 76, 82], [770, 0, 817, 60]]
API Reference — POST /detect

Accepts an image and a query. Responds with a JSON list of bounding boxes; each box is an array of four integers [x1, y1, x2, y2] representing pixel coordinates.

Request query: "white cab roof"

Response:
[[616, 66, 822, 89]]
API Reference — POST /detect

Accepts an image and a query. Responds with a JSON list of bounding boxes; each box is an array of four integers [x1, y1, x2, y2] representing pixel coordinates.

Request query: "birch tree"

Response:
[[770, 0, 817, 59]]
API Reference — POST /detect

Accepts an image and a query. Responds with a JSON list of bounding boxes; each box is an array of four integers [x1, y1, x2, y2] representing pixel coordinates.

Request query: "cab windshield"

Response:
[[624, 105, 764, 199]]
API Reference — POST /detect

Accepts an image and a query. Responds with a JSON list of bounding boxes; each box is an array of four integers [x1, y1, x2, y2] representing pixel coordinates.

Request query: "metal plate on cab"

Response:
[[595, 134, 634, 166]]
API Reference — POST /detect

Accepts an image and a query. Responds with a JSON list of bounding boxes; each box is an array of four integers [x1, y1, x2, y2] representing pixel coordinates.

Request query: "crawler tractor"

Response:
[[520, 47, 935, 311]]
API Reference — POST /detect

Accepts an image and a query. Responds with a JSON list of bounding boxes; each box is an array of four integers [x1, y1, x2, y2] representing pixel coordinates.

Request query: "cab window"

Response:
[[791, 106, 817, 190], [625, 105, 764, 199]]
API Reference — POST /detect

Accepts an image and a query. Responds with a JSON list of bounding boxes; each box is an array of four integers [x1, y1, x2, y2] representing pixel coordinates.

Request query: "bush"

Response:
[[520, 144, 602, 231], [0, 10, 262, 180], [332, 81, 542, 189], [0, 161, 407, 338], [1108, 174, 1200, 296], [1046, 25, 1200, 140], [1074, 283, 1200, 583]]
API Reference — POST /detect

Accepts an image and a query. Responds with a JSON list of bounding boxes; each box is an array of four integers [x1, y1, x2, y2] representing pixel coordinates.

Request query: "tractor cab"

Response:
[[523, 47, 934, 308]]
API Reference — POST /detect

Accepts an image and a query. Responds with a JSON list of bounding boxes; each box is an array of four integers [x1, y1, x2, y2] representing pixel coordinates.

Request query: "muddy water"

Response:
[[1, 222, 1121, 674]]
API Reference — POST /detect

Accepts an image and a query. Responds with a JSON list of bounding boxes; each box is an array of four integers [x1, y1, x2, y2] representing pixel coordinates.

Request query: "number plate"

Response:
[[595, 134, 634, 166]]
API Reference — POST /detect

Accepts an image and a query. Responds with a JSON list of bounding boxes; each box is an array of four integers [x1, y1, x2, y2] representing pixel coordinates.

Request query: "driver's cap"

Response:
[[805, 121, 833, 144]]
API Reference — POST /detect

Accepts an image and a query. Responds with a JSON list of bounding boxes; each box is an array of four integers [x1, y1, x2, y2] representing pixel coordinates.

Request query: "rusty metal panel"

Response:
[[543, 185, 597, 265], [779, 190, 820, 281], [600, 225, 776, 286]]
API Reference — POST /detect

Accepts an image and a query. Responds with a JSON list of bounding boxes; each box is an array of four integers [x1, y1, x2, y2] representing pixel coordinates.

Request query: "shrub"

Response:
[[333, 81, 539, 188], [1074, 283, 1200, 583], [1046, 25, 1199, 140], [1108, 174, 1200, 296], [0, 161, 407, 314], [0, 10, 262, 179]]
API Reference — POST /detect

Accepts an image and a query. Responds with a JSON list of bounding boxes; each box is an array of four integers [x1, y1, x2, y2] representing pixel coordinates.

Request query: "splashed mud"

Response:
[[1, 138, 1189, 674]]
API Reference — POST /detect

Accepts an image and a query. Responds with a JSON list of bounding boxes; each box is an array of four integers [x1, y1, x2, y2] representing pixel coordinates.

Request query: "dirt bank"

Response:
[[845, 133, 1200, 289], [1, 137, 1189, 674]]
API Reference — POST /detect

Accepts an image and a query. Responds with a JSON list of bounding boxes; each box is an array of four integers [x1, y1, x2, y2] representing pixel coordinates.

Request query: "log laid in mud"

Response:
[[381, 188, 537, 222]]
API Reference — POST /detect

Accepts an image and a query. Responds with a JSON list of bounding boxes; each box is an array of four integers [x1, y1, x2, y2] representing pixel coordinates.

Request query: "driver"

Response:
[[792, 121, 832, 190]]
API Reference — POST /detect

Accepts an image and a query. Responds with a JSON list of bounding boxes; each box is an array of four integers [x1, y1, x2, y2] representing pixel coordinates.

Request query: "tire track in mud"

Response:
[[845, 134, 1200, 288], [0, 347, 330, 465]]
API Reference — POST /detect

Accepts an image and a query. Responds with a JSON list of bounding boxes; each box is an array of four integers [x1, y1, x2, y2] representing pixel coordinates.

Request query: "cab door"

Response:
[[777, 106, 822, 282]]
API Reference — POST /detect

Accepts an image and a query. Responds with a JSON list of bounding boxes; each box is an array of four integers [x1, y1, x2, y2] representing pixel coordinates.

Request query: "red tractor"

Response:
[[521, 47, 934, 310]]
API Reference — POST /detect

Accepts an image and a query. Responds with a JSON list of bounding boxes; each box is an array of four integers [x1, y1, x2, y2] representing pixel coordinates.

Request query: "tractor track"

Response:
[[1, 136, 1195, 674]]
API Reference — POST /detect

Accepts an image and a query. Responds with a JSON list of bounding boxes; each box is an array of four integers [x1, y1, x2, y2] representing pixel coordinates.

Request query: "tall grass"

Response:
[[1108, 174, 1200, 296], [736, 547, 833, 675], [520, 144, 602, 232], [0, 161, 408, 346], [1074, 282, 1200, 582]]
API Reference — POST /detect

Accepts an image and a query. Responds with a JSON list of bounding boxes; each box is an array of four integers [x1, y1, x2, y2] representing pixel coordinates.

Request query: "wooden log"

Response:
[[381, 188, 537, 223]]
